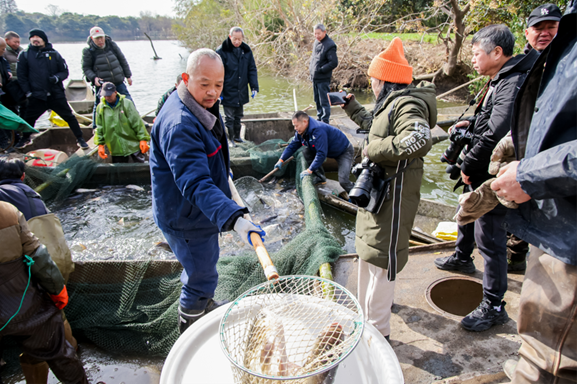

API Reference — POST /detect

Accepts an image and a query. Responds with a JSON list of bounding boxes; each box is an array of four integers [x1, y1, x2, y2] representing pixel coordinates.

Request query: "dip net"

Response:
[[53, 147, 343, 358], [220, 276, 363, 383]]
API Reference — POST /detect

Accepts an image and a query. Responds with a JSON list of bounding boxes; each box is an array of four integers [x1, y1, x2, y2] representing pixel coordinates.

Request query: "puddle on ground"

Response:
[[52, 177, 308, 262]]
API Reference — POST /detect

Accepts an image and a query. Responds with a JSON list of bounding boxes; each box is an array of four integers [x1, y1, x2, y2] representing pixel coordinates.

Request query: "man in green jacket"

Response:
[[343, 37, 436, 340], [96, 82, 150, 163]]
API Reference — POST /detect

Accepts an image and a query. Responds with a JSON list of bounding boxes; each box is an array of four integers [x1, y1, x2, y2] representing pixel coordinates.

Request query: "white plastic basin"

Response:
[[161, 304, 403, 384]]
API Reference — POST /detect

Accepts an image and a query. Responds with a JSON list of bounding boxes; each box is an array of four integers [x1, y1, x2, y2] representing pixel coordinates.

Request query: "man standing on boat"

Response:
[[216, 27, 259, 143], [492, 3, 577, 381], [150, 49, 265, 334], [275, 111, 355, 194], [82, 26, 134, 127], [95, 82, 150, 163], [434, 25, 539, 332], [309, 23, 338, 124], [16, 29, 89, 150], [342, 37, 435, 340], [4, 31, 22, 80]]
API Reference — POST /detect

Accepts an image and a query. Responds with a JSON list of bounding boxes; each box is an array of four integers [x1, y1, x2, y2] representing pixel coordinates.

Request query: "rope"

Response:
[[0, 255, 34, 332]]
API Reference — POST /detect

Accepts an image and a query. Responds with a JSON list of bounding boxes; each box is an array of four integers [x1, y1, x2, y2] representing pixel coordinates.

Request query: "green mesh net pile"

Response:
[[51, 145, 343, 357], [24, 154, 99, 204]]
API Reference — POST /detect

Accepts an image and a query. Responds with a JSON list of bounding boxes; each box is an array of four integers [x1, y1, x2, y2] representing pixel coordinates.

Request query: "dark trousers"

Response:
[[313, 81, 331, 123], [302, 144, 355, 193], [455, 203, 508, 305], [223, 105, 244, 140], [23, 97, 83, 140], [6, 306, 87, 383], [111, 151, 146, 163], [162, 232, 220, 311], [93, 82, 133, 126]]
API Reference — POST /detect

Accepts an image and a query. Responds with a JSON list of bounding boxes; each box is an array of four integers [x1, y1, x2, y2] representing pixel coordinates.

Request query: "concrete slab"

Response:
[[391, 248, 524, 383]]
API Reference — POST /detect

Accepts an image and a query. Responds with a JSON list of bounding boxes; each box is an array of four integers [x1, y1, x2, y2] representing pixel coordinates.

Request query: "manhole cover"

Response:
[[426, 276, 483, 320]]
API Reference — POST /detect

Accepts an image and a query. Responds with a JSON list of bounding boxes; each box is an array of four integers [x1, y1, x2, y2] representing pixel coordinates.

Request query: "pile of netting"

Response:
[[58, 146, 343, 357], [24, 154, 99, 204]]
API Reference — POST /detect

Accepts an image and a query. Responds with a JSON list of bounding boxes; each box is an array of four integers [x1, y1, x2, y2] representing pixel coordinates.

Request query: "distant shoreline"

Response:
[[49, 36, 179, 44]]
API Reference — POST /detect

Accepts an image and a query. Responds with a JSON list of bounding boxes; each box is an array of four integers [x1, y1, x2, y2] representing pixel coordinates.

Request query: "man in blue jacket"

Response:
[[492, 2, 577, 381], [216, 27, 259, 143], [275, 110, 354, 193], [150, 48, 265, 333]]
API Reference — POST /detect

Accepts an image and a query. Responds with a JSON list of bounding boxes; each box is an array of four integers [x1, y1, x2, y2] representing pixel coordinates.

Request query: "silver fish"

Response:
[[301, 323, 345, 384]]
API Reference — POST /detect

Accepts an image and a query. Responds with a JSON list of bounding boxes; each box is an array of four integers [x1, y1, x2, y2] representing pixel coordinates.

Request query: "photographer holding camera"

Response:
[[435, 25, 539, 332], [342, 37, 436, 340]]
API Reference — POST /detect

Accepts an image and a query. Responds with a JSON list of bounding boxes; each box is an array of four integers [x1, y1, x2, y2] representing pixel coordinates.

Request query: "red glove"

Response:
[[50, 285, 69, 310], [140, 141, 150, 154], [98, 145, 108, 159]]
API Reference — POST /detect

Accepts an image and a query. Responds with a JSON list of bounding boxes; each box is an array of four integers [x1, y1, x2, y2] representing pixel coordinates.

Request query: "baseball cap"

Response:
[[527, 4, 562, 28], [90, 26, 106, 38], [101, 82, 117, 97]]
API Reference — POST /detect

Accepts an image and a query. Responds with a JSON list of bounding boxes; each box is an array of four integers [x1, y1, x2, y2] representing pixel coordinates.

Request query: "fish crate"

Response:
[[219, 276, 364, 383]]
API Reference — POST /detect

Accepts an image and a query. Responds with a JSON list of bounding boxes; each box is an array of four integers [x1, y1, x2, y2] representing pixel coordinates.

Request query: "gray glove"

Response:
[[234, 217, 266, 246], [489, 132, 515, 175]]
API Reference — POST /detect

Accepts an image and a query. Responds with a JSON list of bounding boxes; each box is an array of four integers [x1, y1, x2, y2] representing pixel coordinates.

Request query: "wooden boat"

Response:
[[65, 79, 95, 115]]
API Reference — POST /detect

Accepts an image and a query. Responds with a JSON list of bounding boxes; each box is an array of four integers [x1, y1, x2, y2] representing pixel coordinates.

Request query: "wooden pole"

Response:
[[228, 177, 279, 281], [258, 156, 294, 183], [436, 76, 484, 100], [144, 32, 161, 60]]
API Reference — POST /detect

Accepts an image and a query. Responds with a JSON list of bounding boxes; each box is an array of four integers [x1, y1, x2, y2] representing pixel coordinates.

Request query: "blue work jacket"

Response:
[[280, 118, 350, 171], [150, 86, 245, 238]]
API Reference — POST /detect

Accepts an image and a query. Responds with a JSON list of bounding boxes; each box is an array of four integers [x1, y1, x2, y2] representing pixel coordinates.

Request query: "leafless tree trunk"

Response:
[[443, 0, 471, 76]]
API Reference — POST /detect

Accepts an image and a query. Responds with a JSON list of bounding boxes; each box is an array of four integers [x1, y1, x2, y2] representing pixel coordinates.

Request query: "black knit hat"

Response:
[[527, 4, 562, 28], [29, 29, 49, 43]]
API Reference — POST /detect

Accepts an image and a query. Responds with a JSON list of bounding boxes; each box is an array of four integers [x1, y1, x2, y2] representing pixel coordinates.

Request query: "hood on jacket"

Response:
[[220, 37, 251, 54], [376, 81, 438, 127]]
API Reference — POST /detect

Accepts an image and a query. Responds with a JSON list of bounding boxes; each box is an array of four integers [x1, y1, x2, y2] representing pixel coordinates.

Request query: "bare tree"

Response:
[[45, 4, 63, 17]]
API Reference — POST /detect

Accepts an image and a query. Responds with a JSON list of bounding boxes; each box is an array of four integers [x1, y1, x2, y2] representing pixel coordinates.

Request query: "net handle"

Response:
[[258, 156, 294, 183], [228, 177, 279, 281]]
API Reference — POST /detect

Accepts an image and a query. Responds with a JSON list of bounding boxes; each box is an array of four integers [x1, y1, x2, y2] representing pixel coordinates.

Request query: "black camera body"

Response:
[[349, 157, 389, 213], [440, 125, 474, 165]]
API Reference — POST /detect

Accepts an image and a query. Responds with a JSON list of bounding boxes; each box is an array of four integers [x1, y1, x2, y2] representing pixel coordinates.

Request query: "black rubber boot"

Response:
[[461, 297, 509, 332], [434, 253, 476, 274], [178, 299, 229, 334]]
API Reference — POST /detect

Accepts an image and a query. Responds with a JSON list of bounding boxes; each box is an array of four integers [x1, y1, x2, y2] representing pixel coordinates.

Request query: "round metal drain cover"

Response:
[[426, 276, 483, 320]]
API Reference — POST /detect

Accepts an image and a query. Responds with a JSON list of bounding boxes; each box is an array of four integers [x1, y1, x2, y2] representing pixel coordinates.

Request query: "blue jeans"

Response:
[[92, 82, 134, 126], [163, 232, 220, 311], [313, 81, 331, 123]]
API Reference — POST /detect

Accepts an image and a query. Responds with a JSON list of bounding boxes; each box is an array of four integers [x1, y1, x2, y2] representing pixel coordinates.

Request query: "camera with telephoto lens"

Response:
[[440, 125, 474, 165], [349, 157, 387, 211]]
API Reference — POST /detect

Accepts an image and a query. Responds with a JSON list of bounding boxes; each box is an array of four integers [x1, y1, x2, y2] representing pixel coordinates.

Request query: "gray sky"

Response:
[[16, 0, 176, 18]]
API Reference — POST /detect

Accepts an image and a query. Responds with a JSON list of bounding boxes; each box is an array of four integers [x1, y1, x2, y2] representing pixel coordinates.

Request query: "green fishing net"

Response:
[[56, 149, 342, 357]]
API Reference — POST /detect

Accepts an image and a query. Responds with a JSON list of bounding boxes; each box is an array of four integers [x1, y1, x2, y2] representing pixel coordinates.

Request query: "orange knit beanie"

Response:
[[368, 37, 413, 84]]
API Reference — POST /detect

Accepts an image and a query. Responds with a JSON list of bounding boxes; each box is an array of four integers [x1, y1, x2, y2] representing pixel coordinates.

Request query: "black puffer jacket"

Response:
[[216, 38, 258, 107], [17, 43, 69, 101], [460, 50, 539, 187], [82, 36, 132, 85], [505, 2, 577, 264], [309, 35, 338, 82]]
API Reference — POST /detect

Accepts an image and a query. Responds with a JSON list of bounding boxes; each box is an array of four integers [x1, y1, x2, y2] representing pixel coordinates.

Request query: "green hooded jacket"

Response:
[[95, 94, 150, 157], [343, 81, 437, 279]]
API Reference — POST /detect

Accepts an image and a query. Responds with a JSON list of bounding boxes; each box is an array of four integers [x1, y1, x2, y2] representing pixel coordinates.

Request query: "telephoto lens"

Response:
[[349, 158, 374, 207]]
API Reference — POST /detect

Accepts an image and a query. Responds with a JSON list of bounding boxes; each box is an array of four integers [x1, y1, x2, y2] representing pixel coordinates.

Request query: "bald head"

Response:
[[182, 48, 224, 109]]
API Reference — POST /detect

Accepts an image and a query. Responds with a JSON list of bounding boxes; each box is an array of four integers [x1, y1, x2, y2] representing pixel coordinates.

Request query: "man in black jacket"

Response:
[[309, 24, 338, 124], [216, 27, 259, 143], [493, 3, 577, 380], [16, 29, 88, 150], [82, 26, 134, 127], [435, 25, 539, 332]]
